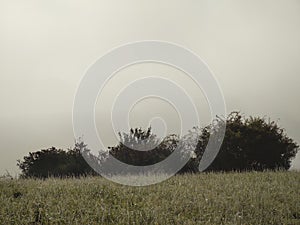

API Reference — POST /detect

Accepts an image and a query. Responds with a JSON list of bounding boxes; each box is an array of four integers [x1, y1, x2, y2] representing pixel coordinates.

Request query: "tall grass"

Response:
[[0, 171, 299, 224]]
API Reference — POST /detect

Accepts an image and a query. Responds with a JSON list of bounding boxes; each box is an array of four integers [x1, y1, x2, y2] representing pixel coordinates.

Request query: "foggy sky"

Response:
[[0, 0, 300, 175]]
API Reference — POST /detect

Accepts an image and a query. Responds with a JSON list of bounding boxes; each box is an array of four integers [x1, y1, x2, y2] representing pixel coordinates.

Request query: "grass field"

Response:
[[0, 171, 299, 225]]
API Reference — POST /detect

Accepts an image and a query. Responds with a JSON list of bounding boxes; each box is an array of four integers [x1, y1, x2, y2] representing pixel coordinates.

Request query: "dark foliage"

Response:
[[193, 112, 299, 171], [17, 142, 96, 178], [18, 112, 299, 177], [109, 128, 176, 166]]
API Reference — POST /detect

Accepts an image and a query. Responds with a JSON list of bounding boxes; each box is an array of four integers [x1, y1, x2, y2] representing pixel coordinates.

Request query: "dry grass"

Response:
[[0, 171, 299, 224]]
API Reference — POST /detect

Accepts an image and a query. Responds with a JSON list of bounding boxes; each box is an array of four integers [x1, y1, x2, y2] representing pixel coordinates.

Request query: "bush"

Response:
[[193, 112, 299, 171], [17, 142, 96, 178], [109, 128, 176, 166]]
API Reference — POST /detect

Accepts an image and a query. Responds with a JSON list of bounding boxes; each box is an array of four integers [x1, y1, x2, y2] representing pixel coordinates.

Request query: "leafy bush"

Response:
[[17, 142, 96, 178], [109, 128, 176, 166], [193, 112, 299, 171]]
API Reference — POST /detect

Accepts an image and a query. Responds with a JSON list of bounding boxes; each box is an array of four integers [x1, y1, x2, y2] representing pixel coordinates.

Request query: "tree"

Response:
[[193, 112, 299, 171], [107, 127, 201, 174], [109, 127, 175, 166], [17, 141, 96, 178]]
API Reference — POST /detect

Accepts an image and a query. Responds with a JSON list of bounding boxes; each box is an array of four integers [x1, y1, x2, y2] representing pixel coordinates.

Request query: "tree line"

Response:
[[17, 112, 299, 178]]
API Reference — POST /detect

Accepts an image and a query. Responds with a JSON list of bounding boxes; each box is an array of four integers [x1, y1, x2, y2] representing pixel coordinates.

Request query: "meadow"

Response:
[[0, 171, 299, 225]]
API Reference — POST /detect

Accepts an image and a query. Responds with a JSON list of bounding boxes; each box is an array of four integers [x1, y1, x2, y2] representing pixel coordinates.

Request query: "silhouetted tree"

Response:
[[109, 127, 175, 166], [108, 127, 200, 174], [193, 112, 299, 171], [17, 141, 96, 178]]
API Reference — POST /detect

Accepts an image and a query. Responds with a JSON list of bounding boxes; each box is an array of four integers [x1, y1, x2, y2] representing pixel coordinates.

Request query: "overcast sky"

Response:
[[0, 0, 300, 175]]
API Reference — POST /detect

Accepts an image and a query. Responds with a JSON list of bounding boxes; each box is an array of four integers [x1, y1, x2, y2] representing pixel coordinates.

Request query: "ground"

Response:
[[0, 171, 299, 224]]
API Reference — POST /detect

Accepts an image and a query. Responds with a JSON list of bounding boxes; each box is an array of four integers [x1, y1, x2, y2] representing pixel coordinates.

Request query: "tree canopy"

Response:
[[193, 112, 298, 171]]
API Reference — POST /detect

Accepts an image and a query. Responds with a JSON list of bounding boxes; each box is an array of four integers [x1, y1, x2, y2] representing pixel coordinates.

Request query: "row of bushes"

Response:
[[17, 112, 299, 178]]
